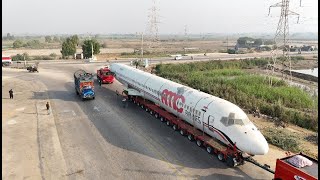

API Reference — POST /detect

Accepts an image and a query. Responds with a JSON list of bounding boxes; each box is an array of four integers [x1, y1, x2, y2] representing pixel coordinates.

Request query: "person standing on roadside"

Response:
[[9, 89, 13, 99], [46, 102, 50, 115]]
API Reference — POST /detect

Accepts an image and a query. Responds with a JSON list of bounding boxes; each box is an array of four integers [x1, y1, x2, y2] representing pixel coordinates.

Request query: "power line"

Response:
[[147, 0, 161, 49], [267, 0, 301, 86]]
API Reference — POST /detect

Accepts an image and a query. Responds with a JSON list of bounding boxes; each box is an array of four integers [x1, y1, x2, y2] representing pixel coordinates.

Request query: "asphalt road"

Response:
[[4, 62, 276, 179], [17, 51, 317, 66]]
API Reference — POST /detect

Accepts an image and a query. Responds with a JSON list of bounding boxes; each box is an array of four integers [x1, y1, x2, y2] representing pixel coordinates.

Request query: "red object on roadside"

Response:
[[97, 67, 115, 84], [274, 152, 318, 180]]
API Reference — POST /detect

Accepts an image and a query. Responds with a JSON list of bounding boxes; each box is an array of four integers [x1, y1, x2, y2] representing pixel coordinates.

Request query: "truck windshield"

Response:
[[104, 72, 112, 76], [83, 86, 92, 90]]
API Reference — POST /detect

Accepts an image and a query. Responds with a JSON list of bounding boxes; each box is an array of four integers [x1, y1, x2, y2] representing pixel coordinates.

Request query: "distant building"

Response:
[[301, 45, 315, 51]]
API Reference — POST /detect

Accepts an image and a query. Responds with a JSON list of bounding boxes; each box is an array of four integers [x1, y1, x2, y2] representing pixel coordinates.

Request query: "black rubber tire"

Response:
[[150, 111, 153, 115], [155, 114, 158, 118], [206, 146, 213, 154], [226, 156, 236, 167], [160, 117, 164, 122], [217, 153, 225, 161], [180, 130, 185, 136], [196, 140, 202, 147], [172, 125, 177, 131], [187, 134, 194, 141], [166, 121, 170, 126]]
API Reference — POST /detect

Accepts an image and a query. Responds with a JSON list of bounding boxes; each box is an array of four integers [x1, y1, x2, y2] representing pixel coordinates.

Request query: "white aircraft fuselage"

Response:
[[110, 63, 269, 155]]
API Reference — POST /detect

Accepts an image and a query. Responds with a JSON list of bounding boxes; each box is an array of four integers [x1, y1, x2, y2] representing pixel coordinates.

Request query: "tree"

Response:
[[13, 40, 24, 48], [25, 40, 41, 48], [53, 36, 60, 42], [70, 35, 79, 46], [60, 38, 76, 58], [45, 36, 52, 43], [132, 59, 142, 68], [82, 39, 100, 58], [254, 39, 263, 46], [6, 33, 14, 40]]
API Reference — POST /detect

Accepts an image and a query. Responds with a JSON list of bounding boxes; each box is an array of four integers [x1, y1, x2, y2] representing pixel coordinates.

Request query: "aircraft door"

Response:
[[207, 115, 215, 131]]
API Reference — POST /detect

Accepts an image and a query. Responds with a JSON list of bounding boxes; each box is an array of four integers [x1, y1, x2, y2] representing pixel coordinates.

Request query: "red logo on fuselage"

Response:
[[161, 89, 185, 113]]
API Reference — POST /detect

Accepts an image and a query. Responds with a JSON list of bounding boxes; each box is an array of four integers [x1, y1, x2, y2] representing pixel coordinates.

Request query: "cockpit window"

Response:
[[220, 113, 248, 126], [227, 119, 234, 126], [220, 117, 228, 126], [234, 119, 244, 125]]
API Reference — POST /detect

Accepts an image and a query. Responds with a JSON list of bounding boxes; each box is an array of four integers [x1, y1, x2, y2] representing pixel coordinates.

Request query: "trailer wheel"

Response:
[[226, 156, 236, 167], [145, 108, 148, 112], [141, 105, 144, 109], [150, 111, 153, 115], [187, 134, 194, 141], [160, 117, 164, 122], [172, 125, 178, 131], [180, 130, 185, 136], [196, 140, 202, 147], [206, 146, 213, 154], [217, 153, 225, 161], [166, 121, 171, 126], [155, 114, 159, 118]]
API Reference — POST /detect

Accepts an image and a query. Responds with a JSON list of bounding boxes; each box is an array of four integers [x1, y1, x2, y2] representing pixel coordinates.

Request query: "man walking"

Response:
[[9, 89, 13, 99], [46, 102, 50, 115]]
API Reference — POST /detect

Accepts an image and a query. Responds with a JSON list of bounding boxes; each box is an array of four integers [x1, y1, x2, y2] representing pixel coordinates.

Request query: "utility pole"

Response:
[[226, 36, 229, 52], [141, 33, 144, 61], [268, 0, 300, 85], [91, 42, 93, 58]]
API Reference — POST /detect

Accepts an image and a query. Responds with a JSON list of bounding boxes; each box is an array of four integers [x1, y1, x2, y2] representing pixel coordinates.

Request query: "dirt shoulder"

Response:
[[2, 69, 67, 180]]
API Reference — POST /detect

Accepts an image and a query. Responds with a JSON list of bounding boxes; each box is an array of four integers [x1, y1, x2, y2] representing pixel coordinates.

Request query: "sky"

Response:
[[2, 0, 318, 35]]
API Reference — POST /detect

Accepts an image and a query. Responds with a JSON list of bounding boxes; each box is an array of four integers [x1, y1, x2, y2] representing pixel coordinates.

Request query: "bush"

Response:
[[263, 128, 301, 152], [11, 54, 24, 61]]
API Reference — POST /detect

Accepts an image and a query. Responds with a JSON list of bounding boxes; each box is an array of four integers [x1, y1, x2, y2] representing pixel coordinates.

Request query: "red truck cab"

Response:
[[97, 67, 115, 84], [274, 152, 318, 180]]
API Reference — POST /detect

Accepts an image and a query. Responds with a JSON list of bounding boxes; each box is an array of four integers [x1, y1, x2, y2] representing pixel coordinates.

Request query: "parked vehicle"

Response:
[[174, 54, 182, 60], [2, 56, 12, 66], [74, 69, 95, 100], [27, 65, 39, 72], [97, 66, 115, 84]]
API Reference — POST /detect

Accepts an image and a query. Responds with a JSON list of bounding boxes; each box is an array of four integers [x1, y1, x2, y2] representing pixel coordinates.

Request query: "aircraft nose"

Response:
[[250, 137, 269, 155]]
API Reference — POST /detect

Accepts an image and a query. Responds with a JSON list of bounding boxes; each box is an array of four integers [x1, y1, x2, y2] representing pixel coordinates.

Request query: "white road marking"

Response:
[[7, 119, 17, 125], [93, 106, 100, 112], [61, 110, 76, 116], [15, 107, 25, 111]]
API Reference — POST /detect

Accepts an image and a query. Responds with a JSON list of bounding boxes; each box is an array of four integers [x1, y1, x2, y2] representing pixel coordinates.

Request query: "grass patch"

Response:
[[262, 128, 302, 152]]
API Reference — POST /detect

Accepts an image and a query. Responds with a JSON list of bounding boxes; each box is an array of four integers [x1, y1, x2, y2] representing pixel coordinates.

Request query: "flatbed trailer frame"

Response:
[[130, 95, 245, 167]]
